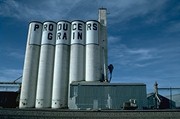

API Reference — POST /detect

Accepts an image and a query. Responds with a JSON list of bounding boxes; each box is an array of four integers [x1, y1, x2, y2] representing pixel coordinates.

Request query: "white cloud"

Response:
[[126, 48, 158, 61], [7, 50, 24, 59], [133, 62, 155, 68], [0, 0, 168, 23], [108, 36, 121, 44], [106, 0, 168, 24], [109, 39, 159, 68], [166, 22, 180, 33], [0, 68, 22, 82], [0, 0, 91, 21], [2, 48, 25, 60]]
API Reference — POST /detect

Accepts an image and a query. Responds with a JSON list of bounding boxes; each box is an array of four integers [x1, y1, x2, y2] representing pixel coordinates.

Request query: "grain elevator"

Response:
[[19, 8, 147, 110]]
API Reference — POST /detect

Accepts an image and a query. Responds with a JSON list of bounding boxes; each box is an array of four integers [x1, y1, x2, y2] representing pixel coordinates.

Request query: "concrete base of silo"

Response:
[[0, 108, 180, 119]]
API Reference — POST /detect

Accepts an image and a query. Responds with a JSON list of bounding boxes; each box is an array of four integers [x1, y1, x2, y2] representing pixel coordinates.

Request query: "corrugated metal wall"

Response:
[[69, 82, 147, 110]]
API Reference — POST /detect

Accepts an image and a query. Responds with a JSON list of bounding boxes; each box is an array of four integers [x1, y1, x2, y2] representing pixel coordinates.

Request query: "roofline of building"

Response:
[[70, 81, 146, 86]]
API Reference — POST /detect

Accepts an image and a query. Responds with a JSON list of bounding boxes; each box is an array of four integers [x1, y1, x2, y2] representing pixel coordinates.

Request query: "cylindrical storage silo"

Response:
[[69, 21, 85, 84], [52, 21, 71, 108], [35, 21, 56, 108], [19, 22, 42, 108], [85, 21, 100, 82]]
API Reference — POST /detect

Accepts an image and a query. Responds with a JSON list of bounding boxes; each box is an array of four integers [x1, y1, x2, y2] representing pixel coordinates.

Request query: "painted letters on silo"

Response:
[[69, 21, 85, 83], [85, 21, 100, 82], [36, 21, 56, 108], [19, 22, 42, 108], [52, 21, 71, 108]]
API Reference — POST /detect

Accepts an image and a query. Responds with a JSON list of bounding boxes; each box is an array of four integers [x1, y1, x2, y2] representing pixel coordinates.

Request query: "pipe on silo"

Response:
[[19, 22, 42, 108], [35, 21, 56, 108], [85, 21, 100, 82], [52, 21, 71, 109]]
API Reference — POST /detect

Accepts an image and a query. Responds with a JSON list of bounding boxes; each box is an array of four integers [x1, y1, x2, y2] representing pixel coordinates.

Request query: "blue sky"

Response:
[[0, 0, 180, 93]]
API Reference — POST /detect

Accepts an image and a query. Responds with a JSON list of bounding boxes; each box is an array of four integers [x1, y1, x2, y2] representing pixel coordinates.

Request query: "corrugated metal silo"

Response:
[[36, 21, 56, 108], [85, 20, 100, 82], [69, 21, 85, 83], [19, 22, 42, 108], [52, 21, 71, 108]]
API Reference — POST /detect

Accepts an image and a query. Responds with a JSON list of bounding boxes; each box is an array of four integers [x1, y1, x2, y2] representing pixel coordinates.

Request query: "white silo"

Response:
[[52, 21, 71, 108], [35, 21, 56, 108], [19, 22, 42, 108], [69, 21, 85, 84], [85, 21, 100, 82]]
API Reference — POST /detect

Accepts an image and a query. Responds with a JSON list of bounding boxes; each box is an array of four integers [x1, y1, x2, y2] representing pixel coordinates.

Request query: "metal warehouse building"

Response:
[[69, 82, 147, 110]]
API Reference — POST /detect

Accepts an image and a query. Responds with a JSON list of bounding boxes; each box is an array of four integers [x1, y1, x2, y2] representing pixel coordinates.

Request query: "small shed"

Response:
[[147, 93, 176, 109], [69, 81, 147, 110], [0, 83, 20, 108]]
